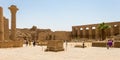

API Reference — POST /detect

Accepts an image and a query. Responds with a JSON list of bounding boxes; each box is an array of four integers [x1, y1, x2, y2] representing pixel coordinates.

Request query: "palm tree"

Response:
[[98, 22, 110, 40]]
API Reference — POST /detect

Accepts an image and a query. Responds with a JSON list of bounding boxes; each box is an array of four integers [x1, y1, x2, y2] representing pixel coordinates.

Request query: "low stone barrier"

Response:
[[0, 41, 13, 48], [114, 42, 120, 48], [45, 40, 64, 52], [0, 40, 23, 48], [92, 41, 107, 47]]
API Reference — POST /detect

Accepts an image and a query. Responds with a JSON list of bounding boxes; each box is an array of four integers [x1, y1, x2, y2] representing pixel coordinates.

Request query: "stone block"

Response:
[[45, 40, 64, 52]]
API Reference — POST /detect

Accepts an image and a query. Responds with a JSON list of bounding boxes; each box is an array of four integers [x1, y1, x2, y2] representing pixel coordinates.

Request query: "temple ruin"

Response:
[[0, 5, 120, 48], [72, 22, 120, 41]]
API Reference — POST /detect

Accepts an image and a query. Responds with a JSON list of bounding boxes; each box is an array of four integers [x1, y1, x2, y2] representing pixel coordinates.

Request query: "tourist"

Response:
[[107, 39, 113, 49], [65, 40, 68, 50], [33, 41, 36, 46], [82, 41, 85, 48], [25, 40, 28, 46]]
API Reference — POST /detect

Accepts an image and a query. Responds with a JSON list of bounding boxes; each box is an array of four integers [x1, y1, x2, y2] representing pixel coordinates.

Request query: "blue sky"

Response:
[[0, 0, 120, 31]]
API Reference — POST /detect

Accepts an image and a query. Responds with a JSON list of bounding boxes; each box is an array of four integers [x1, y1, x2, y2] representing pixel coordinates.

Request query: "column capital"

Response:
[[89, 26, 92, 29], [8, 5, 18, 14], [82, 27, 86, 30]]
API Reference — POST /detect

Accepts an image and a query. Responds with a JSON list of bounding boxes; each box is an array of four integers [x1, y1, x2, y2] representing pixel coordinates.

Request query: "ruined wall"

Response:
[[53, 31, 71, 41], [15, 27, 52, 42], [38, 32, 51, 41], [37, 31, 71, 41], [37, 29, 51, 40]]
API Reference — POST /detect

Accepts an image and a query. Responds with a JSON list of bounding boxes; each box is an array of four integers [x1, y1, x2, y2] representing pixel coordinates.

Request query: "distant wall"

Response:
[[53, 31, 71, 41], [37, 31, 71, 41]]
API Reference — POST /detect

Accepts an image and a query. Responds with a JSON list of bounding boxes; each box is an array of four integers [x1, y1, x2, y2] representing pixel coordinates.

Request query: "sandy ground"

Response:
[[0, 42, 120, 60]]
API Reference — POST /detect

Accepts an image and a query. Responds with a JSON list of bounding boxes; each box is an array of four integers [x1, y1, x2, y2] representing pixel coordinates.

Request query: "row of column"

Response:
[[76, 26, 99, 39], [0, 5, 18, 41], [73, 24, 120, 39]]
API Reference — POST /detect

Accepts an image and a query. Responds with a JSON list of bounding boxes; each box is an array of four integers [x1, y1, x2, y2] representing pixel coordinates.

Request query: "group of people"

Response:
[[25, 40, 36, 46]]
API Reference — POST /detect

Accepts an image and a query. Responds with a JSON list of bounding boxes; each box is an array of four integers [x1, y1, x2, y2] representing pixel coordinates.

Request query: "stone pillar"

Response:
[[4, 17, 9, 40], [119, 24, 120, 34], [110, 25, 114, 36], [83, 27, 86, 38], [9, 5, 18, 40], [77, 27, 80, 38], [72, 27, 76, 38], [0, 7, 4, 41], [89, 26, 92, 39], [95, 26, 99, 40]]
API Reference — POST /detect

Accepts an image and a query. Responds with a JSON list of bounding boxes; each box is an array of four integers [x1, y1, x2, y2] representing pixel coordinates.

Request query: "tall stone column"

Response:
[[110, 25, 114, 36], [119, 24, 120, 34], [72, 27, 77, 38], [95, 26, 99, 40], [0, 7, 4, 41], [89, 26, 92, 39], [77, 27, 80, 38], [9, 5, 18, 40], [83, 27, 86, 38], [72, 27, 74, 38], [4, 17, 9, 40]]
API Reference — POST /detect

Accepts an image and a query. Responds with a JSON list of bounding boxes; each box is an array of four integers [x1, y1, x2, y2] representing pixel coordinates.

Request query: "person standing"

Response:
[[107, 39, 113, 49], [65, 40, 68, 51], [33, 41, 36, 46], [25, 40, 28, 46], [82, 41, 85, 48]]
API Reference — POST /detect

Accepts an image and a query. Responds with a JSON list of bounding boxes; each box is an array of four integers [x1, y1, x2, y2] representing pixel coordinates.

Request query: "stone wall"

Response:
[[38, 32, 51, 41], [37, 31, 71, 41], [0, 40, 23, 48]]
